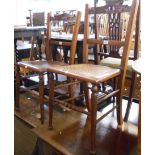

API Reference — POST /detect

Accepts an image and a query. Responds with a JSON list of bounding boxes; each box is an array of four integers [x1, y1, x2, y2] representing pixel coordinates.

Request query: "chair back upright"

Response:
[[45, 11, 81, 64], [83, 0, 139, 87]]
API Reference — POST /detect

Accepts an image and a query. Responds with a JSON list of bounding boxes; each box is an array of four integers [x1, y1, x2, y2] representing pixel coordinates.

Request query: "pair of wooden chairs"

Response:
[[15, 0, 139, 153], [46, 0, 139, 154], [15, 11, 81, 124]]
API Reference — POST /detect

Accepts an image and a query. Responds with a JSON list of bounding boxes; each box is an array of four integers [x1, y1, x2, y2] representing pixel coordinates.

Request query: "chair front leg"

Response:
[[39, 73, 44, 124], [90, 84, 98, 155]]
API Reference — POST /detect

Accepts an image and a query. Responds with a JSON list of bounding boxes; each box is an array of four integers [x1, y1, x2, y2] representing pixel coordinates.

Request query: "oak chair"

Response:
[[15, 11, 81, 125], [93, 0, 140, 121], [47, 0, 139, 154]]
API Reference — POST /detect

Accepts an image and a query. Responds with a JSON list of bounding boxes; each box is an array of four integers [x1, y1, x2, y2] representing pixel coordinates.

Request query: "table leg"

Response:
[[63, 46, 69, 63], [39, 73, 44, 124], [77, 44, 83, 64], [37, 36, 42, 60], [48, 72, 55, 129]]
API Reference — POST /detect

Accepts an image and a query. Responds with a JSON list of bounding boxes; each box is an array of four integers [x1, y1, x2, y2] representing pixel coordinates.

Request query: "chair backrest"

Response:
[[33, 12, 45, 26], [92, 0, 139, 60], [45, 11, 81, 64], [83, 0, 139, 84]]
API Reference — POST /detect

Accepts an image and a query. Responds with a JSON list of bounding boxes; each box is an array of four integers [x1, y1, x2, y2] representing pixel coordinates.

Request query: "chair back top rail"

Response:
[[88, 5, 131, 14]]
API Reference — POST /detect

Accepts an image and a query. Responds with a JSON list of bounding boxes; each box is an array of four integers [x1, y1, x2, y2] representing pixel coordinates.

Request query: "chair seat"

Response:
[[17, 60, 67, 72], [47, 64, 121, 84], [100, 57, 133, 78]]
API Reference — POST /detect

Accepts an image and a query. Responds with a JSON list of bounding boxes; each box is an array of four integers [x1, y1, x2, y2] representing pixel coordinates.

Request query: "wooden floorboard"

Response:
[[14, 116, 37, 155], [14, 91, 138, 155], [32, 112, 137, 155]]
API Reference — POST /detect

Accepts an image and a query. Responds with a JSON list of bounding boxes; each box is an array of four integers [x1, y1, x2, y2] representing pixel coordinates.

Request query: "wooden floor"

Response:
[[14, 91, 139, 155]]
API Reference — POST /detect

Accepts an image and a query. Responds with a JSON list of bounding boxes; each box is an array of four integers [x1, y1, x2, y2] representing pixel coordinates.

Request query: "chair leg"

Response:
[[15, 65, 20, 111], [124, 72, 136, 122], [116, 92, 123, 126], [39, 73, 44, 124], [48, 73, 55, 129], [90, 84, 98, 155], [116, 79, 123, 126]]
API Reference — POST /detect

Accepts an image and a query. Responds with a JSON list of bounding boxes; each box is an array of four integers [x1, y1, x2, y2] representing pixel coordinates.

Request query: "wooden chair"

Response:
[[51, 10, 77, 63], [47, 0, 139, 154], [15, 11, 81, 125], [93, 0, 140, 121]]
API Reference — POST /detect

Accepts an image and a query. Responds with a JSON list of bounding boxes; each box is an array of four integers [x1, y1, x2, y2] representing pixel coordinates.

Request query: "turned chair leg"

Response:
[[116, 83, 123, 126], [90, 85, 98, 155]]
